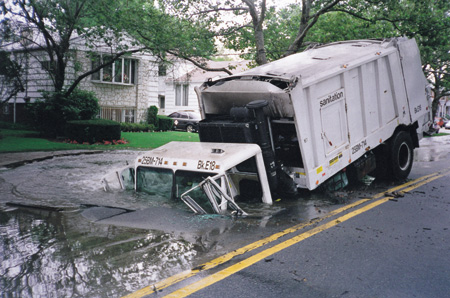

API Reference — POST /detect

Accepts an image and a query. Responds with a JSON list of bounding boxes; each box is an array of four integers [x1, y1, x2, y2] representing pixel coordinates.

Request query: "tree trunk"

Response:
[[243, 0, 268, 65]]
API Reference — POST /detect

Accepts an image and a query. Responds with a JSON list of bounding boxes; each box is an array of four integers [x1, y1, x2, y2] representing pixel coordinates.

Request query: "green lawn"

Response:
[[0, 129, 199, 153]]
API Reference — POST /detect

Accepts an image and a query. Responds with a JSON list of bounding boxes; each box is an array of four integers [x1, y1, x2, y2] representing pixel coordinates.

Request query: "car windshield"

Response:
[[187, 113, 201, 120]]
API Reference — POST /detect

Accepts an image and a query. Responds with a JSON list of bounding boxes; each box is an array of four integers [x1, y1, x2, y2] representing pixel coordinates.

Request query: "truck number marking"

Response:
[[141, 156, 163, 165], [352, 140, 367, 155], [197, 160, 216, 171], [414, 105, 422, 114]]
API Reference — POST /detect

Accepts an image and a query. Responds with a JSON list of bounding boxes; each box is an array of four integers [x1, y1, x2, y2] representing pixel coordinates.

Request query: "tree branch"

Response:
[[194, 7, 248, 15], [166, 50, 233, 75]]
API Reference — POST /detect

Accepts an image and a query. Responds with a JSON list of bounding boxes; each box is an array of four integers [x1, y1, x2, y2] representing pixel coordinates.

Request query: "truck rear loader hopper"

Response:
[[195, 37, 432, 193]]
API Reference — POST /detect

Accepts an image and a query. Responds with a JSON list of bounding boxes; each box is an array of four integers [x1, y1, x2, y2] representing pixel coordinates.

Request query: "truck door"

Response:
[[397, 38, 429, 123], [319, 88, 349, 156]]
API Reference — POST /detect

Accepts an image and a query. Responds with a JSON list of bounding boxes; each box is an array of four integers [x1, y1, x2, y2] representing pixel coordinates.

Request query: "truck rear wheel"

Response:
[[390, 131, 414, 180]]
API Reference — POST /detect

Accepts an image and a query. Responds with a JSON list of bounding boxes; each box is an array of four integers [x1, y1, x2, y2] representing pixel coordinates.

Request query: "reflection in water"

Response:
[[0, 207, 197, 297]]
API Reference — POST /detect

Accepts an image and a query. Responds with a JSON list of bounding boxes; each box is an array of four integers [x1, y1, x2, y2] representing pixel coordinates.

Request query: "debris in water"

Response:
[[385, 191, 405, 198]]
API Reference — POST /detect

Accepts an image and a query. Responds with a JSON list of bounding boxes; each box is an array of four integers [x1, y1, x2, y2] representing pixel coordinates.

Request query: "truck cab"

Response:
[[105, 142, 273, 215]]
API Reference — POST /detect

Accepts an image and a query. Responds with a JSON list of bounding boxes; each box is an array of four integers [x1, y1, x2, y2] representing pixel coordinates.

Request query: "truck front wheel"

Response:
[[390, 131, 414, 180]]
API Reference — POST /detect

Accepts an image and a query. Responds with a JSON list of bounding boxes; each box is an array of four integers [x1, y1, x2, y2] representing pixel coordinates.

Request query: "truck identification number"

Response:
[[141, 156, 163, 165], [197, 160, 216, 171], [352, 139, 367, 155], [414, 105, 422, 114]]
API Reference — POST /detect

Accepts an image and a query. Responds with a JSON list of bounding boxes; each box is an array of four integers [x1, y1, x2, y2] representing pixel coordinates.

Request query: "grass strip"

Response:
[[0, 130, 199, 153]]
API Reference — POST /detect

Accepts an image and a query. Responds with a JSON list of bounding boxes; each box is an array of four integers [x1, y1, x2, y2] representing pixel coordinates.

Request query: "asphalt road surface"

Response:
[[125, 136, 450, 298]]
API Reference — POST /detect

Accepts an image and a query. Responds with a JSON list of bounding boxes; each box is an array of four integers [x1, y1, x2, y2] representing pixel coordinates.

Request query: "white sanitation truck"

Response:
[[113, 37, 431, 215]]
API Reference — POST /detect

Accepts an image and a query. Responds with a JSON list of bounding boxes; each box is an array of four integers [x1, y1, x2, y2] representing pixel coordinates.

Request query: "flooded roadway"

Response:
[[1, 134, 450, 297]]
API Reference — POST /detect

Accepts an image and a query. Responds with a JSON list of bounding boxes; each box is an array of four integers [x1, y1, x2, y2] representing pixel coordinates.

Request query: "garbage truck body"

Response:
[[195, 38, 431, 192]]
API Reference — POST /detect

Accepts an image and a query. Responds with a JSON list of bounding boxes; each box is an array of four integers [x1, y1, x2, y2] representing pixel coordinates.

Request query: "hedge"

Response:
[[120, 122, 156, 132], [158, 115, 173, 131], [65, 119, 121, 143]]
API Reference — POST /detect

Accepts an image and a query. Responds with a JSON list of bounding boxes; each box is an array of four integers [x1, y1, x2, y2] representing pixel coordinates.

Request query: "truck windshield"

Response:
[[175, 170, 215, 213], [136, 167, 216, 211], [136, 167, 173, 199]]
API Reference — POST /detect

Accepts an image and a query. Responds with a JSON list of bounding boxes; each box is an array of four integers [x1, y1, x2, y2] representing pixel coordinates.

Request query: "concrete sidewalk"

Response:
[[0, 150, 103, 168]]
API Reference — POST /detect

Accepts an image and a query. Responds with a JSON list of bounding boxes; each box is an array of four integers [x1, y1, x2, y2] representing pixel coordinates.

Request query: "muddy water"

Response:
[[0, 151, 384, 297]]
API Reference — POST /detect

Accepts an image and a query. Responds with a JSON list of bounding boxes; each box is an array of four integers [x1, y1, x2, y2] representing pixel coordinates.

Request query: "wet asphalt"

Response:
[[189, 176, 450, 298]]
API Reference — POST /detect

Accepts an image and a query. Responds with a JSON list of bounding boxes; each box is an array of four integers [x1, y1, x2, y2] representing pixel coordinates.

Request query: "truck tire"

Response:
[[186, 124, 194, 133], [390, 131, 414, 180]]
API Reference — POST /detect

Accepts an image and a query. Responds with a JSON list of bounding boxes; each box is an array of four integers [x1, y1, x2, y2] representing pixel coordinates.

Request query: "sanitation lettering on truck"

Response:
[[319, 90, 345, 108]]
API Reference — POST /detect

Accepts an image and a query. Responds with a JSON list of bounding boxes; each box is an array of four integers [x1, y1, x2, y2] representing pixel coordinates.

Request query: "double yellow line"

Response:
[[124, 168, 450, 298]]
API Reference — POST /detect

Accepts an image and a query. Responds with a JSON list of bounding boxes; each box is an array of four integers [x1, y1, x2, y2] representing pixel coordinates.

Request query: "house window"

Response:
[[41, 61, 56, 72], [158, 62, 167, 76], [158, 95, 166, 109], [175, 84, 189, 106], [91, 55, 136, 84], [183, 85, 189, 106], [99, 107, 136, 123], [3, 104, 10, 115]]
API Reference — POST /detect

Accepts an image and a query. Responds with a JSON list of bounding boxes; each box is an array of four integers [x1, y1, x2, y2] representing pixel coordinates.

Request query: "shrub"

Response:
[[0, 121, 32, 130], [157, 115, 173, 131], [27, 89, 100, 137], [147, 106, 158, 127], [65, 119, 120, 143]]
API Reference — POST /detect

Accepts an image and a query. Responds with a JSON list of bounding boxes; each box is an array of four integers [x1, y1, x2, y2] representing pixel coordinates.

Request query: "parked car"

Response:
[[445, 120, 450, 129], [168, 111, 201, 132]]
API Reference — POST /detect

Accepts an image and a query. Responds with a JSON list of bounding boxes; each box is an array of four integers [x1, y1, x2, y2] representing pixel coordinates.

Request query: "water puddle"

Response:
[[415, 135, 450, 162]]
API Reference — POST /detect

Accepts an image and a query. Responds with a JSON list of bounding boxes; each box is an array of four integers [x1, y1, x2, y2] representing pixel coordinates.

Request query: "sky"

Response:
[[267, 0, 299, 9]]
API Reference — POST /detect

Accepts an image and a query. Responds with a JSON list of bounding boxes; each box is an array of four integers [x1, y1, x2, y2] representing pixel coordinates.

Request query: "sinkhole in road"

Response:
[[0, 150, 386, 297]]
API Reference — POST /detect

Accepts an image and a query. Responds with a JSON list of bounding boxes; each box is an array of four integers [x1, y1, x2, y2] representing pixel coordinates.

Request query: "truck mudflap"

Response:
[[181, 174, 248, 216]]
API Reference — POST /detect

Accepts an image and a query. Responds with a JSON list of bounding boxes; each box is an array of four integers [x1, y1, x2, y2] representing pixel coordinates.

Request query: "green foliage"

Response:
[[147, 105, 159, 126], [120, 122, 155, 132], [335, 0, 450, 115], [65, 119, 121, 143], [157, 115, 173, 131], [27, 89, 100, 137], [122, 1, 217, 62], [304, 12, 396, 45], [0, 120, 31, 130]]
